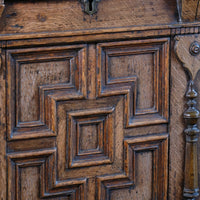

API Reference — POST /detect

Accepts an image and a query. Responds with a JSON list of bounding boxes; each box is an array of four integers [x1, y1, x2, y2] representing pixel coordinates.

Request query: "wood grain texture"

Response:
[[194, 68, 200, 200], [56, 96, 123, 180], [168, 41, 186, 200], [87, 44, 96, 99], [175, 0, 200, 22], [176, 0, 200, 22], [0, 0, 176, 34], [19, 60, 70, 122], [20, 167, 40, 200], [182, 0, 199, 22], [175, 35, 200, 199], [0, 47, 6, 200], [97, 38, 169, 127], [0, 23, 199, 49], [6, 44, 87, 140], [196, 3, 200, 21], [8, 149, 85, 200], [111, 152, 153, 200], [183, 81, 200, 199], [175, 34, 200, 80], [1, 36, 171, 199], [102, 133, 168, 200], [1, 0, 198, 195], [169, 40, 200, 200], [108, 53, 154, 111]]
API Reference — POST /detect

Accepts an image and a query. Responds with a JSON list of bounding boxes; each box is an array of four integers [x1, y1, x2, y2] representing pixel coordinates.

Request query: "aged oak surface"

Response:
[[175, 35, 200, 199], [1, 0, 200, 200]]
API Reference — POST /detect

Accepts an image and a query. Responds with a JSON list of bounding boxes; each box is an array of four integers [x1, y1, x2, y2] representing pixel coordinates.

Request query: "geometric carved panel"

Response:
[[56, 96, 123, 182], [67, 107, 114, 168], [97, 38, 169, 127], [108, 53, 154, 113], [7, 133, 168, 200], [6, 44, 86, 140], [5, 39, 170, 200], [19, 60, 70, 123], [98, 133, 168, 200], [52, 86, 168, 200], [123, 133, 168, 200], [7, 149, 86, 199]]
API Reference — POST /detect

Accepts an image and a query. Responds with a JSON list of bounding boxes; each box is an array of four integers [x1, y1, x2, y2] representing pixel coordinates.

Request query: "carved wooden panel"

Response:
[[8, 149, 86, 199], [98, 134, 168, 200], [67, 106, 114, 168], [97, 38, 169, 127], [5, 38, 169, 199], [6, 45, 87, 140], [8, 133, 168, 199]]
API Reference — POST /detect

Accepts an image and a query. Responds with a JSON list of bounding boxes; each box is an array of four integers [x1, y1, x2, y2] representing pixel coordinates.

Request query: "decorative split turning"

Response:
[[175, 35, 200, 200], [183, 80, 200, 199]]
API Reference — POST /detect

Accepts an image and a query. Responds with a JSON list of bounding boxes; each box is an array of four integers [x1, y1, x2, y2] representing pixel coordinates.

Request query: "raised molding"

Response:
[[97, 133, 168, 200], [7, 149, 86, 199], [67, 107, 115, 168], [6, 44, 87, 140], [4, 37, 170, 199], [97, 38, 169, 127]]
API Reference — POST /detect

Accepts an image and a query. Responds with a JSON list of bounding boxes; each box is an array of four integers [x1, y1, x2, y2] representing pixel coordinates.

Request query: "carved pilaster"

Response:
[[183, 80, 199, 199], [175, 35, 200, 200]]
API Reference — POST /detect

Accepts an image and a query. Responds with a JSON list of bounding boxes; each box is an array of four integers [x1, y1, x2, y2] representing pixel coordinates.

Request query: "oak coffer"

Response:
[[1, 0, 200, 200]]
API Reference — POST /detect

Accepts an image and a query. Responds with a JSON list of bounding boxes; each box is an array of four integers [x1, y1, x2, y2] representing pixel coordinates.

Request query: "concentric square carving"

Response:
[[67, 107, 114, 168], [78, 118, 103, 155], [6, 44, 86, 140], [97, 133, 168, 200], [56, 96, 124, 182], [7, 149, 86, 199], [97, 38, 169, 127], [5, 39, 170, 200]]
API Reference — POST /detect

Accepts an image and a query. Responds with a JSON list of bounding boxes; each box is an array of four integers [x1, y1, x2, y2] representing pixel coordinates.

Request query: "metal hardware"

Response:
[[80, 0, 100, 15]]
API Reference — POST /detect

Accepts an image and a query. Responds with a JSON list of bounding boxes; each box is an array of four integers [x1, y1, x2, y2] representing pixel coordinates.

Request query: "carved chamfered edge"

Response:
[[176, 0, 182, 22], [0, 0, 4, 18], [175, 35, 200, 199], [0, 48, 2, 74], [176, 0, 200, 22]]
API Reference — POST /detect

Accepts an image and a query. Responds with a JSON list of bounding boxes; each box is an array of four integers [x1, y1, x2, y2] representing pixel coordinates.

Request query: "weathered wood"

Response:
[[168, 42, 185, 200], [177, 0, 199, 22], [0, 0, 4, 20], [0, 0, 176, 34], [183, 81, 200, 199], [0, 46, 6, 200], [1, 0, 200, 199], [175, 35, 200, 80], [176, 0, 200, 22], [175, 35, 200, 200], [2, 36, 170, 199]]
